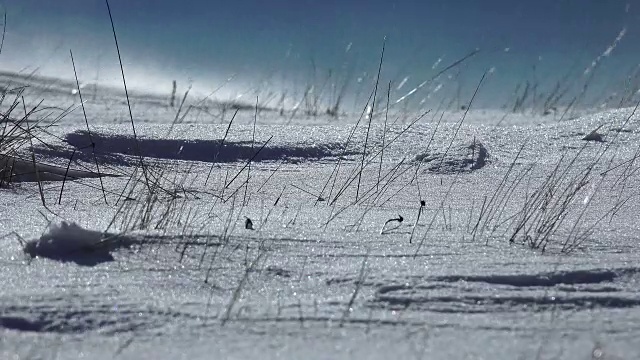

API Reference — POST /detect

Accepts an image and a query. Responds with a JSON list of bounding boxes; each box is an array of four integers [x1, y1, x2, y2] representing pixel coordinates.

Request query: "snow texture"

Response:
[[1, 71, 640, 360]]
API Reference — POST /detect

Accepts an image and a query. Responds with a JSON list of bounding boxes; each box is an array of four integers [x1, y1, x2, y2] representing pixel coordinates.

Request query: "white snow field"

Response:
[[1, 72, 640, 360]]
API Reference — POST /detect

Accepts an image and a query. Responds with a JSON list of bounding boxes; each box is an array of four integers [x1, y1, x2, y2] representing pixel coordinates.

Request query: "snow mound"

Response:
[[23, 222, 134, 266], [414, 139, 489, 174]]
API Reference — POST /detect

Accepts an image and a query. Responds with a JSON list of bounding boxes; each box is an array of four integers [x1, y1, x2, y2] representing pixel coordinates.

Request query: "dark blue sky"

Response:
[[1, 0, 638, 108]]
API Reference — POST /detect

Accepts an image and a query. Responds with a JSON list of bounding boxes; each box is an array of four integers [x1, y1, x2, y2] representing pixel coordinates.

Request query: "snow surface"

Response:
[[1, 75, 640, 359]]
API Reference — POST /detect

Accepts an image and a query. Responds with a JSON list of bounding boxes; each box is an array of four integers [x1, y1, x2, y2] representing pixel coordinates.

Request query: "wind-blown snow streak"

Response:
[[33, 130, 358, 165], [370, 267, 640, 313], [0, 293, 199, 334]]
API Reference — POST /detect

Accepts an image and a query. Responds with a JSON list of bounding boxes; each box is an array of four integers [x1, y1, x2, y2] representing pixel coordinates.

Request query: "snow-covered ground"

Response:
[[1, 74, 640, 359]]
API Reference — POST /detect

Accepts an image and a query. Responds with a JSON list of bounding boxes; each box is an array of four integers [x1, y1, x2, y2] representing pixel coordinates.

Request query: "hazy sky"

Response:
[[1, 0, 638, 108]]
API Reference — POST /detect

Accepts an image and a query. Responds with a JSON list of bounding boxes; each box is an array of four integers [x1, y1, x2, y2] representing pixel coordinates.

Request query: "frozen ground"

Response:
[[1, 75, 640, 359]]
